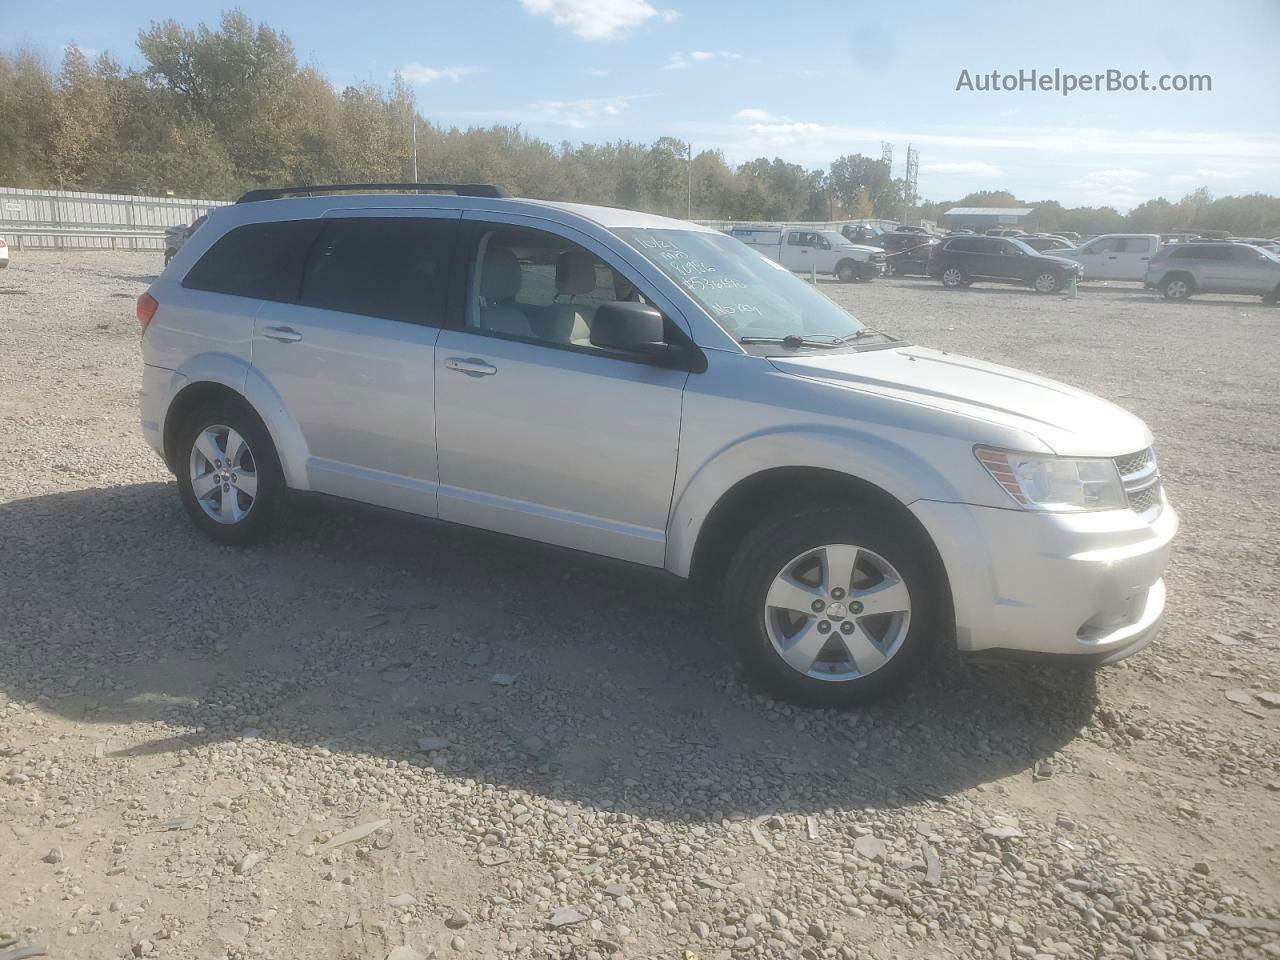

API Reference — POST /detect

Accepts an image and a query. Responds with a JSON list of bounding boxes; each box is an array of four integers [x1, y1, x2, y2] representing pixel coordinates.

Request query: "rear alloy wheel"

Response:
[[1162, 275, 1192, 301], [1033, 271, 1060, 294], [176, 401, 283, 545], [724, 507, 938, 707], [941, 265, 967, 288], [883, 260, 898, 277]]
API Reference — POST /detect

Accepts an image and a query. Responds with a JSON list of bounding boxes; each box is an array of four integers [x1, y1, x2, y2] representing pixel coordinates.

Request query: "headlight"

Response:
[[975, 447, 1127, 512]]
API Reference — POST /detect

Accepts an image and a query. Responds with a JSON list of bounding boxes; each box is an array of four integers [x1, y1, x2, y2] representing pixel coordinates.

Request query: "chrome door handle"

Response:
[[444, 357, 497, 377], [263, 326, 303, 343]]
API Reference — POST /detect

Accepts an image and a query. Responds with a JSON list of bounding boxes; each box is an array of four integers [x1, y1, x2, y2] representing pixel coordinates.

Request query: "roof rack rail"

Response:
[[235, 183, 508, 204]]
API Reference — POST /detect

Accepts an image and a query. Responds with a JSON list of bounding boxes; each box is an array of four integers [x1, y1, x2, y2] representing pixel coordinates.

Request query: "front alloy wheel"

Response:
[[1162, 276, 1191, 300], [764, 544, 911, 681], [724, 507, 937, 707], [1033, 271, 1060, 294], [941, 266, 965, 288]]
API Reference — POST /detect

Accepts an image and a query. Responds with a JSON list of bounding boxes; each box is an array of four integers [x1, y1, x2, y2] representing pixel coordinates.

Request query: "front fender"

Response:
[[169, 353, 311, 490], [665, 426, 966, 577]]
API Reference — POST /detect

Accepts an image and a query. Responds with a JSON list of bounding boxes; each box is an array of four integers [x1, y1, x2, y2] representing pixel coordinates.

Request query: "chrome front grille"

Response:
[[1115, 448, 1162, 519]]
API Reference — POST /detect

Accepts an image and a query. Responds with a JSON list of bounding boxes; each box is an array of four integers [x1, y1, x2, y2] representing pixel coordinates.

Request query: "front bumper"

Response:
[[912, 494, 1178, 663]]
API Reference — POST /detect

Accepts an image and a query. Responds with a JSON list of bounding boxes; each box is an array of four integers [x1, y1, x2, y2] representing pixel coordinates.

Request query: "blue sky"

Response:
[[9, 0, 1279, 209]]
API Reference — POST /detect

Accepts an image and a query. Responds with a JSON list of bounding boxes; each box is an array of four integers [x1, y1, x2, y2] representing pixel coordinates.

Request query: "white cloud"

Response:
[[525, 95, 640, 128], [399, 63, 482, 85], [1064, 169, 1150, 208], [1195, 167, 1245, 180], [519, 0, 676, 40], [920, 161, 1004, 177], [667, 50, 742, 70], [733, 108, 782, 123], [442, 94, 649, 130]]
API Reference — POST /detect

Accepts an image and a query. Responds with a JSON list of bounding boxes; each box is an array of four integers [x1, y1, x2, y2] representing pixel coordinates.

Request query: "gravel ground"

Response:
[[1, 251, 1277, 960]]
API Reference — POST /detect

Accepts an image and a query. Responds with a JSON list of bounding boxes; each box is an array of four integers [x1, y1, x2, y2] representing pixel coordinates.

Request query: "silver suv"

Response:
[[1145, 241, 1280, 302], [138, 183, 1178, 706]]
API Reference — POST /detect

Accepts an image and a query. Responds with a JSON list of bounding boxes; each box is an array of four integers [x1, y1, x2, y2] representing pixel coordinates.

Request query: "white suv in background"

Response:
[[138, 184, 1178, 706]]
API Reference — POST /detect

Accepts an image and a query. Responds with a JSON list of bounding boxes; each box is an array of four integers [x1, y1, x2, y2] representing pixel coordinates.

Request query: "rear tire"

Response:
[[940, 265, 967, 289], [723, 505, 939, 707], [175, 399, 284, 546], [1162, 274, 1193, 300], [1263, 284, 1280, 305]]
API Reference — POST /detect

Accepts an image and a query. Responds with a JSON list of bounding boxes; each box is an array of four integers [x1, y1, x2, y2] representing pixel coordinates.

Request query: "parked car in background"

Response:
[[1144, 242, 1280, 302], [139, 183, 1177, 707], [164, 213, 208, 265], [731, 226, 884, 281], [1159, 233, 1200, 245], [881, 232, 938, 277], [1053, 234, 1160, 282], [1019, 235, 1073, 253], [893, 224, 932, 235], [984, 228, 1026, 237], [945, 228, 975, 236], [840, 223, 889, 247], [0, 237, 8, 269], [1232, 237, 1280, 255], [928, 235, 1083, 293], [1055, 231, 1082, 244]]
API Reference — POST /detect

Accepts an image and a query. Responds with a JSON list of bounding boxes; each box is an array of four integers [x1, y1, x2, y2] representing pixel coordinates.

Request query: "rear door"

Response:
[[1111, 236, 1156, 281], [252, 210, 460, 516], [968, 237, 1007, 278]]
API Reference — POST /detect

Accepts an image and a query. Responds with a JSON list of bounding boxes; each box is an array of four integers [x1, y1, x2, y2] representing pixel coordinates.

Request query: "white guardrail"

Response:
[[0, 186, 228, 251]]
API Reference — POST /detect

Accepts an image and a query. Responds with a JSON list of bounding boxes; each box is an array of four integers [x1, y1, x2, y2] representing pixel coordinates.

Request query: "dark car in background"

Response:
[[882, 232, 939, 277], [928, 235, 1083, 293], [1019, 235, 1073, 253]]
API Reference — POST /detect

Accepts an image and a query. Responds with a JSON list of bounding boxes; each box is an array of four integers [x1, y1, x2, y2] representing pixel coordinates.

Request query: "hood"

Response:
[[838, 242, 882, 256], [769, 345, 1151, 457]]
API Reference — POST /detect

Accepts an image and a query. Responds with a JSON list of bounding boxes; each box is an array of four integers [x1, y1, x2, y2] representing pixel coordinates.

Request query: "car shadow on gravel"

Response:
[[0, 482, 1097, 820]]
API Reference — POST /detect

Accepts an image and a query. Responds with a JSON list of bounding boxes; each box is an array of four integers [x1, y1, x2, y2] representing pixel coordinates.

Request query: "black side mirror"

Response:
[[590, 301, 665, 351]]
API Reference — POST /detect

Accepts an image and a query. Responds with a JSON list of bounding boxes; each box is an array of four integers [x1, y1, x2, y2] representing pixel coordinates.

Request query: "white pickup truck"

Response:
[[729, 227, 885, 282]]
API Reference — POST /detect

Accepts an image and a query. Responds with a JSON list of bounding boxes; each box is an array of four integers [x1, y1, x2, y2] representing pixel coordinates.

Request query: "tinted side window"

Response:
[[1230, 245, 1261, 261], [946, 238, 976, 252], [300, 218, 455, 325], [1121, 237, 1153, 253], [972, 238, 1002, 253], [183, 220, 321, 301]]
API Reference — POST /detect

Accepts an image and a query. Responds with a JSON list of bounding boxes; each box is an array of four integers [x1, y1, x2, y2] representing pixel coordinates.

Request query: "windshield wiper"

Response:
[[834, 329, 900, 344], [738, 334, 841, 348]]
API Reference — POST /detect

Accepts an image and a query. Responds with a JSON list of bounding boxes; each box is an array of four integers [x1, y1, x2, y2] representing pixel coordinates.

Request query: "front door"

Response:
[[253, 211, 459, 516], [433, 219, 688, 566], [1073, 236, 1120, 279]]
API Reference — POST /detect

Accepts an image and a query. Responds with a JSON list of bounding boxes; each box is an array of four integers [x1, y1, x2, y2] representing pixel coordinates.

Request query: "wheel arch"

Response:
[[681, 465, 954, 641], [163, 367, 310, 488]]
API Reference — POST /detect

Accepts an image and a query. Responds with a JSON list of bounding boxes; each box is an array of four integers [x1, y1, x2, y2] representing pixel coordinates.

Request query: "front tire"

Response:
[[176, 400, 283, 546], [940, 265, 967, 288], [723, 506, 939, 707], [1033, 271, 1061, 294], [835, 260, 858, 283]]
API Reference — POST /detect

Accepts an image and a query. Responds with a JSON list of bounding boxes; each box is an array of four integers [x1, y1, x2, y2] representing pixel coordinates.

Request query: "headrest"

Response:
[[555, 251, 598, 296], [481, 246, 522, 299]]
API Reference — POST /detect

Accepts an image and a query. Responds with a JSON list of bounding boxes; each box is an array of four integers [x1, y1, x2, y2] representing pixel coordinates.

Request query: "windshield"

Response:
[[615, 228, 871, 344], [1006, 238, 1042, 256]]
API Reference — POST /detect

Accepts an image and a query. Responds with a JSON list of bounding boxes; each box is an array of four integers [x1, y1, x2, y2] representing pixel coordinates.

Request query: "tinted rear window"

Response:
[[300, 218, 456, 325], [183, 220, 321, 301]]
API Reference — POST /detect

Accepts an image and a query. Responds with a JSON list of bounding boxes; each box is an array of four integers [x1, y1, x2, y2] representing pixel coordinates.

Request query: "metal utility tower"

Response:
[[902, 144, 919, 222], [880, 141, 893, 173]]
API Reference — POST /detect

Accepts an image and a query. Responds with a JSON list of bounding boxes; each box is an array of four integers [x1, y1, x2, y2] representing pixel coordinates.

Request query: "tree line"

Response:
[[1, 10, 1277, 237]]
